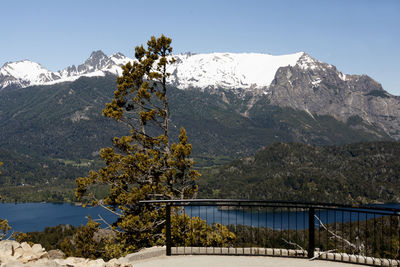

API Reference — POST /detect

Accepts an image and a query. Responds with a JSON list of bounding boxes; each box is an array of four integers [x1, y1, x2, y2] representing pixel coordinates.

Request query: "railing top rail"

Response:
[[139, 199, 400, 213]]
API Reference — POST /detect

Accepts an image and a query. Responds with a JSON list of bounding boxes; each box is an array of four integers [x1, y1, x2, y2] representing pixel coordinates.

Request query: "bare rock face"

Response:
[[267, 54, 400, 140]]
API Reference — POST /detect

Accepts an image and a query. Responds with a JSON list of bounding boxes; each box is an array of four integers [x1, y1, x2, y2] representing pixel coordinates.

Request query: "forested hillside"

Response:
[[0, 75, 395, 202], [198, 142, 400, 204]]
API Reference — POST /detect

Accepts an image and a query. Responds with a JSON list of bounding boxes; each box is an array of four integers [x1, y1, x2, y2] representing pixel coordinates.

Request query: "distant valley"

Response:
[[0, 51, 399, 202]]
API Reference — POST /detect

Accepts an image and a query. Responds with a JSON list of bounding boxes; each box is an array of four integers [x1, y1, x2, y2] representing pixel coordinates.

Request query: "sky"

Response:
[[1, 0, 399, 95]]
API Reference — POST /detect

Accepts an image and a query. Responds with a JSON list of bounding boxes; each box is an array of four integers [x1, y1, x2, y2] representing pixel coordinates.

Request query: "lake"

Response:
[[0, 203, 117, 233], [0, 203, 399, 233], [184, 204, 400, 230]]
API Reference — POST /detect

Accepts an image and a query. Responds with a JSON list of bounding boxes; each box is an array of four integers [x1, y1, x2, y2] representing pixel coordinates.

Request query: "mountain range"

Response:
[[0, 50, 399, 201], [1, 50, 399, 140]]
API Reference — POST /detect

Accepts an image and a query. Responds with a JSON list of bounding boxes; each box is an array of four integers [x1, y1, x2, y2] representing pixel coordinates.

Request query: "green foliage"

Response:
[[199, 142, 400, 204], [18, 224, 76, 251], [170, 213, 235, 247], [75, 35, 202, 258], [0, 219, 11, 240], [60, 218, 105, 259]]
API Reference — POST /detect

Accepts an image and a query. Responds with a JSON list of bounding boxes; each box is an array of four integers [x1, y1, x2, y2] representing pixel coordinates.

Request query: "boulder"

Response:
[[47, 249, 65, 259], [0, 240, 20, 256]]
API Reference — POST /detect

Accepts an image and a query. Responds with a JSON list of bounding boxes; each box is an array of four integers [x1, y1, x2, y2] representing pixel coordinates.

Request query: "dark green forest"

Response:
[[198, 142, 400, 204]]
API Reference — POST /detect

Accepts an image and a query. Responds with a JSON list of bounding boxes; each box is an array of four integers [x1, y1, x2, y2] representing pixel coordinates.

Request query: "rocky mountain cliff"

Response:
[[267, 53, 400, 139]]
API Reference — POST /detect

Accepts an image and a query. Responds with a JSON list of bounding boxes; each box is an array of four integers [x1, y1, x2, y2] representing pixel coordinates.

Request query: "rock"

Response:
[[105, 258, 133, 267], [0, 241, 133, 267], [12, 247, 24, 259], [31, 244, 44, 254], [55, 256, 89, 266], [19, 242, 31, 251], [0, 240, 20, 256], [48, 249, 65, 259], [0, 261, 26, 267], [87, 258, 106, 267], [26, 258, 62, 267], [105, 259, 120, 267]]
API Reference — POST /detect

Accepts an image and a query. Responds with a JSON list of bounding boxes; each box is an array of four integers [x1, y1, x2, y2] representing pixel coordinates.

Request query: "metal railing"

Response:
[[139, 199, 400, 266]]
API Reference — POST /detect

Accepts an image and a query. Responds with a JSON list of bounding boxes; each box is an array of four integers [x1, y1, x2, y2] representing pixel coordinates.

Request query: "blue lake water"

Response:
[[0, 203, 399, 233], [184, 203, 400, 230], [0, 203, 117, 233]]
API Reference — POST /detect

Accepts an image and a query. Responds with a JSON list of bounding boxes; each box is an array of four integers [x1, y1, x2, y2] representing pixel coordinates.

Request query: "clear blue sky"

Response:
[[1, 0, 399, 95]]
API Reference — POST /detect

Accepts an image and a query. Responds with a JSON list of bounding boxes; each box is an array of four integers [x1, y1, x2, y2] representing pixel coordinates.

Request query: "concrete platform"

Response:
[[133, 255, 369, 267]]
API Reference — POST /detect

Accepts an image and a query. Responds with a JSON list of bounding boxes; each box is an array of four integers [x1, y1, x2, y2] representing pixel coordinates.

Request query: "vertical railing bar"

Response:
[[318, 209, 321, 251], [228, 205, 230, 254], [303, 207, 306, 250], [280, 207, 283, 256], [365, 212, 368, 263], [308, 207, 315, 259], [341, 210, 344, 261], [221, 205, 223, 255], [357, 211, 360, 264], [398, 214, 400, 265], [166, 203, 171, 256], [273, 207, 275, 255], [258, 207, 260, 249], [288, 207, 290, 250], [235, 205, 238, 255], [183, 206, 186, 255], [326, 209, 329, 255], [198, 206, 201, 249], [389, 215, 392, 262], [265, 206, 268, 249], [374, 213, 377, 261], [190, 204, 193, 255], [213, 205, 215, 254], [381, 215, 384, 265], [243, 205, 245, 255], [350, 211, 352, 257], [295, 207, 298, 256], [250, 206, 253, 255], [334, 210, 337, 261], [205, 205, 208, 253]]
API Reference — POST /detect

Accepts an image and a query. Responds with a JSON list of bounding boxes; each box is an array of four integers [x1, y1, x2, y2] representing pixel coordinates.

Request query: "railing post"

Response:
[[166, 203, 171, 256], [308, 207, 315, 258]]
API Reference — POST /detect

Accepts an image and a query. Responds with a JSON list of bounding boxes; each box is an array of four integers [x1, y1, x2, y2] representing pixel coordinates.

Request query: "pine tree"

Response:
[[75, 35, 200, 256]]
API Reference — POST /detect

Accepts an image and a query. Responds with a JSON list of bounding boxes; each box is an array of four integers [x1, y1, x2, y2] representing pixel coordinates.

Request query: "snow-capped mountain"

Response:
[[0, 51, 338, 91], [0, 51, 132, 90], [2, 50, 399, 140], [0, 60, 58, 89]]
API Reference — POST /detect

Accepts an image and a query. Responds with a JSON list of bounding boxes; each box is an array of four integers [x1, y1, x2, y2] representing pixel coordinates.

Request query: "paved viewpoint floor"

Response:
[[134, 255, 366, 267]]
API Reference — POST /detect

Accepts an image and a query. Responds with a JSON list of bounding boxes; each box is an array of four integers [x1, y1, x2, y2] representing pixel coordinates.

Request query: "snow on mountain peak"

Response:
[[0, 60, 58, 88], [167, 52, 304, 90], [0, 60, 52, 81], [1, 51, 341, 91]]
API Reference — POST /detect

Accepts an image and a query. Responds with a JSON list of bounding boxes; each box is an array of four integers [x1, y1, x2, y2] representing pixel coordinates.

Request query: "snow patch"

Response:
[[339, 72, 347, 81], [311, 78, 322, 87]]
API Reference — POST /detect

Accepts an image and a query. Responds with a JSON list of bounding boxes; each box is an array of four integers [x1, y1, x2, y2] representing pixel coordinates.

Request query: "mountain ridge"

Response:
[[0, 51, 341, 91], [1, 50, 399, 140]]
